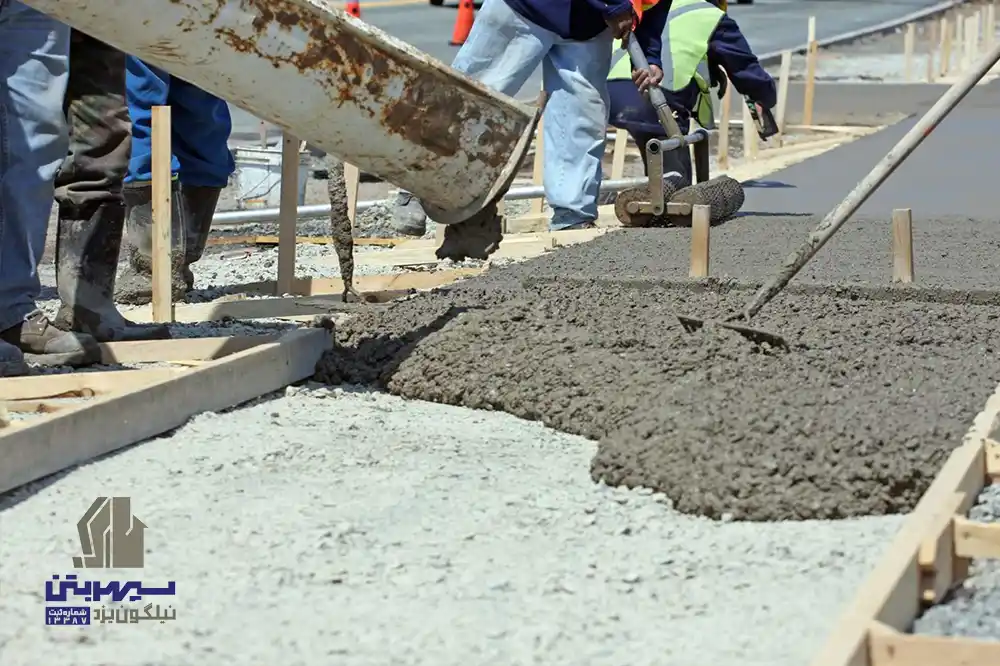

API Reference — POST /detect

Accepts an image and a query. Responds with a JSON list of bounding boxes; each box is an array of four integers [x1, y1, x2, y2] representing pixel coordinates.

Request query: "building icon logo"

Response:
[[72, 497, 147, 569]]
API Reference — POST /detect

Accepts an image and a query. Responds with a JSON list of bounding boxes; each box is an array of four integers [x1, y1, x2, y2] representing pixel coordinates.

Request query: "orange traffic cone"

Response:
[[449, 0, 474, 46], [345, 0, 360, 18]]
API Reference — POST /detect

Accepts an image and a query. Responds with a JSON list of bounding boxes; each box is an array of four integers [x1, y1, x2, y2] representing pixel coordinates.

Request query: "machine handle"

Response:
[[625, 35, 683, 138]]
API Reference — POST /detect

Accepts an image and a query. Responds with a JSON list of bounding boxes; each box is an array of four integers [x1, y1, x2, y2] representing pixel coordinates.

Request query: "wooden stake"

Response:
[[150, 105, 173, 323], [941, 17, 952, 76], [926, 23, 937, 83], [741, 100, 757, 160], [344, 162, 360, 225], [529, 85, 545, 217], [610, 128, 628, 179], [775, 50, 792, 142], [988, 4, 996, 49], [276, 133, 300, 296], [689, 205, 710, 278], [903, 23, 916, 81], [804, 17, 818, 127], [957, 15, 967, 71], [891, 208, 914, 283], [717, 84, 731, 171]]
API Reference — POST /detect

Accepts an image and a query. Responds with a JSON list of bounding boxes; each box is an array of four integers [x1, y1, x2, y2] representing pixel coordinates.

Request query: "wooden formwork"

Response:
[[810, 383, 1000, 666]]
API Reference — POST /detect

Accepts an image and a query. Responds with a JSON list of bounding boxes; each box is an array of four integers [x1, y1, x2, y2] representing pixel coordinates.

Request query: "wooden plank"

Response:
[[98, 335, 279, 364], [808, 441, 988, 666], [229, 236, 407, 248], [869, 623, 1000, 666], [953, 516, 1000, 559], [277, 133, 300, 295], [0, 368, 183, 401], [987, 437, 1000, 479], [528, 98, 545, 217], [151, 105, 173, 323], [0, 328, 331, 495], [917, 490, 970, 604], [775, 50, 792, 143], [611, 129, 628, 179]]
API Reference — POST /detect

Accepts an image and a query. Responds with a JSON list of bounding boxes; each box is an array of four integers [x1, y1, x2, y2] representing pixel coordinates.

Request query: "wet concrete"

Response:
[[315, 222, 1000, 521], [742, 80, 1000, 217]]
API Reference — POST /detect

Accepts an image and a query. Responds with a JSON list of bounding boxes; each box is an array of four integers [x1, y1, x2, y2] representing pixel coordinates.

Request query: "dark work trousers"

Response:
[[53, 30, 130, 220], [608, 79, 693, 186]]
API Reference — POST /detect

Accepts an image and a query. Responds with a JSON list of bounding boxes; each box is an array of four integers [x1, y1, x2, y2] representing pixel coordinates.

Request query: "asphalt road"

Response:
[[230, 0, 948, 141]]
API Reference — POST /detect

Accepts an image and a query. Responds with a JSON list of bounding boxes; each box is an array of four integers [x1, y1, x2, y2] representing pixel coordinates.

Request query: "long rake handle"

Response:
[[741, 40, 1000, 321]]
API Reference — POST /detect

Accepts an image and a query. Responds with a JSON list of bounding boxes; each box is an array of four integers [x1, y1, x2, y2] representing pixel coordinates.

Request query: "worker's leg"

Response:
[[117, 57, 188, 305], [0, 4, 100, 371], [168, 78, 234, 291], [391, 0, 552, 236], [53, 30, 169, 342], [542, 31, 614, 231]]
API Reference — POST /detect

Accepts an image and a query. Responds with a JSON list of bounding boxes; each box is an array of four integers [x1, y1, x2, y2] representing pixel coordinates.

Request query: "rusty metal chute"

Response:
[[26, 0, 540, 224]]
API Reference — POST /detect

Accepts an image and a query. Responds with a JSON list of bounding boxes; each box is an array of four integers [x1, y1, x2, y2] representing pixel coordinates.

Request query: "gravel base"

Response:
[[0, 386, 903, 666], [912, 482, 1000, 639]]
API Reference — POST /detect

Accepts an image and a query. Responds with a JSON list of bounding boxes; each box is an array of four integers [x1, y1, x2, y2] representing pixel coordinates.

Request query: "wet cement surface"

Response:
[[743, 80, 1000, 217], [315, 223, 1000, 521]]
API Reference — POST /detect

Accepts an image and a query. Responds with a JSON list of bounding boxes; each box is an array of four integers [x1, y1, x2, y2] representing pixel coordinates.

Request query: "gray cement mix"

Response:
[[0, 386, 903, 666], [912, 483, 1000, 639], [312, 222, 1000, 521]]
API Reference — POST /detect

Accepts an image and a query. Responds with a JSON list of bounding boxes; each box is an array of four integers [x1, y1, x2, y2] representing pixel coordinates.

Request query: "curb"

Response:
[[756, 0, 969, 65]]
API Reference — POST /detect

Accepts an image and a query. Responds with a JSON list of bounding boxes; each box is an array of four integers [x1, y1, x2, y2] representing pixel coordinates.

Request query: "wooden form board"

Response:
[[810, 381, 1000, 666], [0, 329, 331, 495]]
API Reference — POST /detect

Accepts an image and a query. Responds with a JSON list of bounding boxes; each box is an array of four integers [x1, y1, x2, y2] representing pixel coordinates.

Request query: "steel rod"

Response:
[[211, 177, 649, 227]]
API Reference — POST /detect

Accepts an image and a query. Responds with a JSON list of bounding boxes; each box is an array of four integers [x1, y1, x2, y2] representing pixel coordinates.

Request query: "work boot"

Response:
[[391, 191, 428, 236], [53, 202, 171, 342], [115, 180, 189, 305], [435, 202, 503, 262], [0, 340, 28, 377], [178, 184, 223, 291], [1, 310, 100, 367]]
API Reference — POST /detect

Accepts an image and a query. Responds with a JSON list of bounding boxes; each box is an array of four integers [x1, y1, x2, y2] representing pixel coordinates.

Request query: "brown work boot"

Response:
[[115, 180, 188, 305], [177, 184, 223, 291], [1, 310, 101, 367], [53, 202, 170, 342], [435, 202, 503, 262]]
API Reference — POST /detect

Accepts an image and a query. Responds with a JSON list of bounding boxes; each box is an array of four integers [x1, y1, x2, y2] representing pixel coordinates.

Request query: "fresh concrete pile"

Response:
[[913, 482, 1000, 639]]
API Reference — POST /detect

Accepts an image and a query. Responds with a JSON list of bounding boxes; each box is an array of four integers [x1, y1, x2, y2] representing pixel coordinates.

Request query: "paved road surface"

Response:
[[741, 78, 999, 218], [230, 0, 949, 141]]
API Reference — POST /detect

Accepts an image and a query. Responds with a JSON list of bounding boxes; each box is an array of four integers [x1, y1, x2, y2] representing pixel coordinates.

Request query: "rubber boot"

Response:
[[115, 180, 189, 305], [177, 184, 223, 292], [0, 340, 29, 377], [53, 202, 171, 342], [391, 191, 428, 237]]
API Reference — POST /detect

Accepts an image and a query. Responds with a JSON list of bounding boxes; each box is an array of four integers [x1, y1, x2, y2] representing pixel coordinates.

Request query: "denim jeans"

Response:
[[0, 1, 70, 332], [449, 0, 613, 229], [124, 56, 235, 188]]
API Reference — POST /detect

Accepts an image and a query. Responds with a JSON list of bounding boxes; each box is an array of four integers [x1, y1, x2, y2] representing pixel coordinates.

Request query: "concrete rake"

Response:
[[679, 39, 1000, 350]]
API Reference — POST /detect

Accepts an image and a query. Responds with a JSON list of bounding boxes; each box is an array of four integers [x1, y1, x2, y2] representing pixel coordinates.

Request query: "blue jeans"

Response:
[[124, 56, 234, 188], [451, 0, 612, 229], [0, 1, 69, 332]]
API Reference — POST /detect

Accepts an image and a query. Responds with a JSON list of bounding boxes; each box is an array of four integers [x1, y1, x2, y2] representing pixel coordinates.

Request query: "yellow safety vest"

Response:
[[610, 0, 724, 128]]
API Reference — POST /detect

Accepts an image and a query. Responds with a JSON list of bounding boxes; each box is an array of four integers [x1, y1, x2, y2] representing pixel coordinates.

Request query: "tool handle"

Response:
[[741, 40, 1000, 321], [747, 99, 778, 140], [625, 36, 683, 138]]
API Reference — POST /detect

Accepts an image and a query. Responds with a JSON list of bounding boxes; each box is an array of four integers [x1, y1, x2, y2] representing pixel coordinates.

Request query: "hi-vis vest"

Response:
[[610, 0, 724, 128]]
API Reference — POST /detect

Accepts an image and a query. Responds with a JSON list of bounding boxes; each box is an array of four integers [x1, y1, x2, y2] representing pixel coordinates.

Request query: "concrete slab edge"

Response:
[[807, 383, 999, 666]]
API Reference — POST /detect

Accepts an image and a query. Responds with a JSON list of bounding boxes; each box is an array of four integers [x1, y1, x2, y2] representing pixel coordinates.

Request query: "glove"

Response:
[[709, 62, 728, 99]]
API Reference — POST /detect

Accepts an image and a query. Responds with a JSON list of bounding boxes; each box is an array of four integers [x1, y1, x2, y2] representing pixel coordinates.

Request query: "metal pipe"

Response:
[[211, 177, 648, 227], [656, 129, 710, 152]]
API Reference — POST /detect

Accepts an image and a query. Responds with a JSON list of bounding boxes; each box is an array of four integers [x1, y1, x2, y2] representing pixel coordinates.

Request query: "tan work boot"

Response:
[[1, 310, 101, 367], [115, 180, 188, 305], [53, 201, 170, 342]]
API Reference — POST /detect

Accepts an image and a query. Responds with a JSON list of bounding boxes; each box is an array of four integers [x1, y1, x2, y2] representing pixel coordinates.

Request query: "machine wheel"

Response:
[[613, 176, 684, 227], [669, 175, 745, 226]]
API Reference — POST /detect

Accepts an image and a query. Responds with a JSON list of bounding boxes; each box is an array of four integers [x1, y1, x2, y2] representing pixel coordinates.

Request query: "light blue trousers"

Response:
[[0, 1, 69, 332], [451, 0, 612, 229]]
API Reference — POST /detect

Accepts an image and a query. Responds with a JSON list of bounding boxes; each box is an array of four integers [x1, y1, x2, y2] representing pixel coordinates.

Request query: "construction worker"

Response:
[[607, 0, 775, 184], [0, 3, 103, 375], [391, 0, 669, 250], [52, 31, 170, 342], [116, 57, 235, 305]]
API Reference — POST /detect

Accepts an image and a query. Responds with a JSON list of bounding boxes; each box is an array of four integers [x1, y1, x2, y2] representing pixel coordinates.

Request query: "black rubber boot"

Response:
[[115, 180, 189, 305], [53, 202, 171, 342], [178, 184, 223, 291]]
